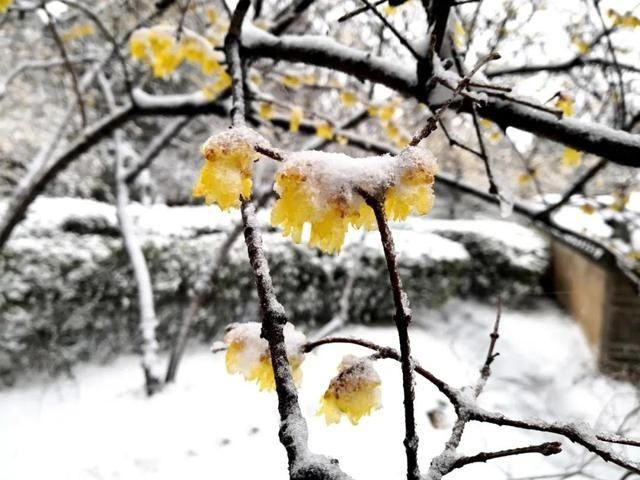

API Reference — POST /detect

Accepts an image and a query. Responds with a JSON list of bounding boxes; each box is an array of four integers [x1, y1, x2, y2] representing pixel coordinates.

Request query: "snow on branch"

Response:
[[240, 27, 640, 166]]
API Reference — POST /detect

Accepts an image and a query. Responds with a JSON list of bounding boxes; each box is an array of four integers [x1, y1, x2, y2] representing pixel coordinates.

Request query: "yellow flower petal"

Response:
[[280, 75, 301, 89], [340, 91, 357, 107], [258, 102, 274, 120], [315, 121, 334, 140], [289, 106, 303, 133], [317, 356, 382, 425], [561, 147, 581, 167]]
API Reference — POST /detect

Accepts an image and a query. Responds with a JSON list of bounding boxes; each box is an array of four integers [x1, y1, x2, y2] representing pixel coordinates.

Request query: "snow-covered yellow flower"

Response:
[[271, 167, 375, 253], [129, 26, 226, 79], [318, 355, 382, 425], [224, 322, 306, 391], [271, 147, 437, 253], [192, 126, 269, 210]]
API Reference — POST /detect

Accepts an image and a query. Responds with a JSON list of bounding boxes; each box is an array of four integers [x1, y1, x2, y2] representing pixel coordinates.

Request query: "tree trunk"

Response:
[[114, 132, 163, 395]]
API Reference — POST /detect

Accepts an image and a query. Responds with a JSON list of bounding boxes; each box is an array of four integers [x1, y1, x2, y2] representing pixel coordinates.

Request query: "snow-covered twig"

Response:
[[240, 28, 640, 165], [409, 52, 501, 146]]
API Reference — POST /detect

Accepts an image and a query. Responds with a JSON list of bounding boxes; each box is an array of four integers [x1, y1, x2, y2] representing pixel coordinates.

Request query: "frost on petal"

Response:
[[192, 126, 271, 210], [271, 146, 437, 252], [223, 322, 306, 391], [317, 355, 382, 425]]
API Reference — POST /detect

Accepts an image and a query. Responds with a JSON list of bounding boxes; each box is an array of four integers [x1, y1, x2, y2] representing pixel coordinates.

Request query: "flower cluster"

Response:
[[192, 127, 270, 210], [129, 25, 226, 79], [224, 322, 306, 391], [271, 146, 437, 252], [318, 355, 382, 425]]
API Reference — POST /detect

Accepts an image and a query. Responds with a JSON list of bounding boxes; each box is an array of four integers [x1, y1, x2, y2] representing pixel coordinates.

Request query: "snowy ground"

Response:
[[0, 300, 637, 480]]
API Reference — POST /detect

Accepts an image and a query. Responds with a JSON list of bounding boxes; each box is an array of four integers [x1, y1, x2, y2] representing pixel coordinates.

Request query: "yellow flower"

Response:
[[318, 355, 382, 425], [224, 322, 306, 391], [384, 168, 435, 221], [192, 126, 269, 210], [280, 75, 301, 89], [258, 102, 274, 120], [571, 36, 590, 54], [561, 147, 581, 167], [383, 5, 396, 15], [130, 29, 149, 59], [555, 94, 573, 117], [377, 103, 396, 122], [315, 122, 334, 140], [271, 147, 437, 252], [340, 91, 357, 107], [289, 106, 303, 133], [152, 45, 183, 77], [0, 0, 13, 13], [453, 20, 466, 49], [130, 26, 223, 78], [271, 169, 373, 253], [607, 9, 640, 27]]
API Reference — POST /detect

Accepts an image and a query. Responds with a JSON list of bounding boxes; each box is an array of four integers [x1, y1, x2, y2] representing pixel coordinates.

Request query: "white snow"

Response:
[[276, 146, 437, 207], [0, 301, 637, 480]]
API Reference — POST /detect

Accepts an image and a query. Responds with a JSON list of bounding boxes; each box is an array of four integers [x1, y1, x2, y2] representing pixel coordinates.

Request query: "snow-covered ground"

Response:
[[0, 301, 637, 480]]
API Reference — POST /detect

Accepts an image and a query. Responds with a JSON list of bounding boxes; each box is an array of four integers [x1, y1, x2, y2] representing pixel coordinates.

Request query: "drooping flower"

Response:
[[271, 146, 437, 252], [192, 126, 270, 210], [224, 322, 306, 391], [317, 355, 382, 425]]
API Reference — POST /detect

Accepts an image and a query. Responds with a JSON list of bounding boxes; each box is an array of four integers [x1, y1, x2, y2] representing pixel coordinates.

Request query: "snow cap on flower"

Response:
[[271, 146, 437, 252], [192, 126, 271, 210], [224, 321, 306, 391], [317, 355, 382, 425]]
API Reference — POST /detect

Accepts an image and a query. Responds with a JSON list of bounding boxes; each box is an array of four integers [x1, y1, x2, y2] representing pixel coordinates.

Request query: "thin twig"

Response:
[[359, 193, 421, 480], [43, 5, 87, 126], [450, 442, 563, 470], [354, 0, 421, 60], [410, 52, 501, 145]]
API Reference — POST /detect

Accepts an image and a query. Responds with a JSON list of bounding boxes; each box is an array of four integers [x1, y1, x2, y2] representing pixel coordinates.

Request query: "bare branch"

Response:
[[359, 194, 421, 480], [240, 30, 640, 165], [450, 442, 563, 471]]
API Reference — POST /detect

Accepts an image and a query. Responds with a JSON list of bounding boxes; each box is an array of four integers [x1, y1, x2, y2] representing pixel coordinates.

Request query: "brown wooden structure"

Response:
[[552, 240, 640, 380]]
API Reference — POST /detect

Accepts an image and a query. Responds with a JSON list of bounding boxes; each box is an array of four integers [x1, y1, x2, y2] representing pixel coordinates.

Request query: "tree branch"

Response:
[[240, 29, 640, 166], [450, 442, 563, 471], [359, 194, 421, 480]]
